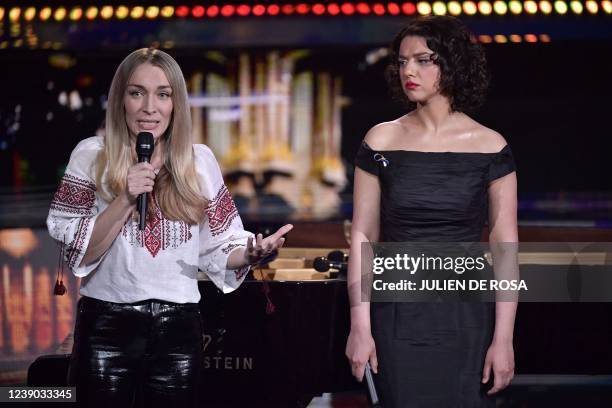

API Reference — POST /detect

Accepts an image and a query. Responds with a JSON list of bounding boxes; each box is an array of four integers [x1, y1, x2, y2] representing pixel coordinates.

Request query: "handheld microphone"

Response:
[[313, 255, 348, 275], [136, 132, 154, 231], [327, 250, 348, 264]]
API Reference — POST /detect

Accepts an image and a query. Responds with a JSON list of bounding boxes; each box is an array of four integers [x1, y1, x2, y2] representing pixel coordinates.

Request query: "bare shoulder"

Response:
[[363, 118, 408, 150], [464, 117, 508, 153]]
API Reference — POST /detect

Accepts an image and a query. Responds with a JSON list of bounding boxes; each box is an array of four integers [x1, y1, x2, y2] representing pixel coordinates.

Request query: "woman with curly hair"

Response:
[[47, 48, 292, 407], [346, 16, 517, 407]]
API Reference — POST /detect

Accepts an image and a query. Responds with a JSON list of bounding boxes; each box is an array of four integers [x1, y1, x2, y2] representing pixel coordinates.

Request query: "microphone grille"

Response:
[[136, 132, 154, 156], [313, 257, 330, 272]]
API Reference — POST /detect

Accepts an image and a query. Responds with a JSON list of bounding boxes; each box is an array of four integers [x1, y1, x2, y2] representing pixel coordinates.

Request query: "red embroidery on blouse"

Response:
[[65, 217, 91, 268], [122, 201, 193, 258], [206, 185, 238, 237], [222, 243, 243, 254], [235, 265, 250, 281], [50, 174, 96, 216]]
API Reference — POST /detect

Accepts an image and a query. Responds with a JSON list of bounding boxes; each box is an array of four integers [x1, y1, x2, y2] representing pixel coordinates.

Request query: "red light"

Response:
[[237, 5, 250, 16], [282, 4, 295, 14], [192, 6, 205, 18], [312, 3, 326, 14], [253, 5, 265, 16], [176, 5, 189, 17], [267, 4, 280, 15], [207, 5, 219, 17], [402, 2, 417, 14], [328, 3, 341, 15], [357, 2, 371, 13], [373, 3, 386, 14], [296, 4, 310, 14], [221, 5, 235, 17], [388, 2, 401, 14], [342, 2, 356, 14]]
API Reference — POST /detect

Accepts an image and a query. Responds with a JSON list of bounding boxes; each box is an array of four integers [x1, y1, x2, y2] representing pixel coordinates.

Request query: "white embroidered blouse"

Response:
[[47, 136, 252, 304]]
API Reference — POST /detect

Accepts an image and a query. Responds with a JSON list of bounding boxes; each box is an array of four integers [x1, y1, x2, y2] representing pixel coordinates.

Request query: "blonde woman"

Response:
[[47, 48, 292, 407]]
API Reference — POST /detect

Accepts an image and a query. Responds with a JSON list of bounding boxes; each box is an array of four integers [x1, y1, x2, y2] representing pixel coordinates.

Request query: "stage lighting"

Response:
[[388, 2, 401, 14], [509, 0, 523, 13], [417, 1, 433, 14], [237, 4, 251, 16], [24, 7, 36, 22], [267, 4, 281, 15], [570, 0, 584, 13], [510, 34, 522, 42], [115, 6, 129, 20], [448, 1, 463, 15], [539, 34, 551, 42], [54, 7, 67, 21], [478, 1, 493, 14], [175, 6, 190, 18], [9, 7, 21, 22], [539, 1, 553, 13], [373, 3, 387, 15], [554, 0, 568, 13], [585, 0, 599, 13], [160, 6, 174, 18], [494, 34, 508, 43], [221, 5, 235, 16], [145, 6, 159, 19], [356, 2, 371, 14], [524, 0, 538, 13], [402, 2, 417, 14], [493, 0, 508, 14], [85, 7, 98, 20], [463, 1, 478, 14], [192, 6, 205, 18], [69, 7, 83, 21], [282, 4, 295, 14], [207, 5, 220, 17], [433, 2, 447, 14], [341, 2, 356, 14], [253, 4, 267, 15], [100, 6, 113, 19], [130, 6, 144, 19]]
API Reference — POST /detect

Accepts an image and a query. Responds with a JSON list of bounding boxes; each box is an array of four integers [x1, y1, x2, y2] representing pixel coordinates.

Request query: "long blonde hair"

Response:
[[95, 48, 206, 224]]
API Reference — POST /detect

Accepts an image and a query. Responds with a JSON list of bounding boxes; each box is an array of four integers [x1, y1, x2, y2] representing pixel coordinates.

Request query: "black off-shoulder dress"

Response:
[[354, 141, 516, 408]]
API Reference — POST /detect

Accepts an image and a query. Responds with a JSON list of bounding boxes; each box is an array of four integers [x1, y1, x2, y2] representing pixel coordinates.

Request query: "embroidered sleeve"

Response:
[[46, 137, 103, 277], [195, 144, 253, 293]]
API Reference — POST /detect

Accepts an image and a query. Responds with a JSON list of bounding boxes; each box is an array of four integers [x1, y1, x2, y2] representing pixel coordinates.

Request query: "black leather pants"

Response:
[[68, 296, 203, 408]]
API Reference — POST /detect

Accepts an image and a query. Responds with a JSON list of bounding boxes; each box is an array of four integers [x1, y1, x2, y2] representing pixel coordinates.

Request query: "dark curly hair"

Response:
[[385, 15, 490, 113]]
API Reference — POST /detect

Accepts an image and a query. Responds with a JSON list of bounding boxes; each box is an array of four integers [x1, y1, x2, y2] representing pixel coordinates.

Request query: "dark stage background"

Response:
[[1, 40, 612, 229]]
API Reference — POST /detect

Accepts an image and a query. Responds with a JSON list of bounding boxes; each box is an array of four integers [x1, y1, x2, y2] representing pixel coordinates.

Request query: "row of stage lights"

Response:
[[0, 1, 611, 22], [0, 33, 552, 50]]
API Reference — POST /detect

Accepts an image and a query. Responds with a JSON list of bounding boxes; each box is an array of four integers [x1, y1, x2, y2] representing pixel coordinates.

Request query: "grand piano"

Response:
[[197, 271, 356, 407]]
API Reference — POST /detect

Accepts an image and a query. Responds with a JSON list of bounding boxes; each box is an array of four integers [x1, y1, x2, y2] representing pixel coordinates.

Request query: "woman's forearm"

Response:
[[493, 301, 517, 343], [348, 230, 372, 331], [490, 240, 518, 343], [80, 193, 135, 266], [227, 247, 247, 269]]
